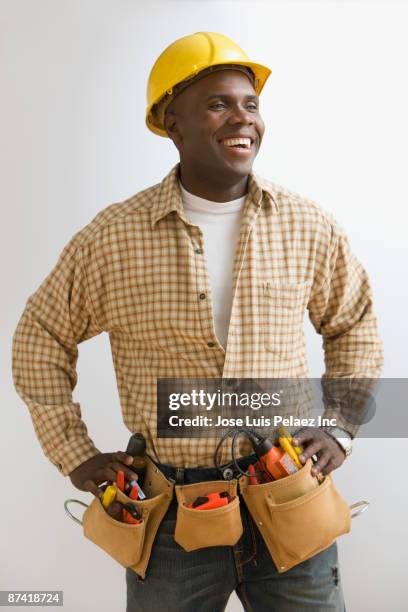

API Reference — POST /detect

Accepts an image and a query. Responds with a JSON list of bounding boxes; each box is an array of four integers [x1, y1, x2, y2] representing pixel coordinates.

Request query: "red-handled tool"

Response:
[[126, 479, 146, 500], [116, 470, 125, 492], [248, 463, 260, 485]]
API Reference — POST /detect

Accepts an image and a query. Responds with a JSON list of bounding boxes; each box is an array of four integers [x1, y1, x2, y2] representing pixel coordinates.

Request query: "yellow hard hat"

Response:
[[146, 31, 272, 138]]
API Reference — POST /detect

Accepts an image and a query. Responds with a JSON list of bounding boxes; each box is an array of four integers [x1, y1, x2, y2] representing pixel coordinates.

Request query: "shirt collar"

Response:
[[150, 162, 279, 228]]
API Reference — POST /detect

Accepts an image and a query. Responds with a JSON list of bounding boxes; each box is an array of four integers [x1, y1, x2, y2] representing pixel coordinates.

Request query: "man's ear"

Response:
[[164, 109, 182, 150]]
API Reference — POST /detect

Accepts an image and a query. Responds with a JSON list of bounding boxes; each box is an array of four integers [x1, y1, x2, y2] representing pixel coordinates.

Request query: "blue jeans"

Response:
[[126, 461, 346, 612]]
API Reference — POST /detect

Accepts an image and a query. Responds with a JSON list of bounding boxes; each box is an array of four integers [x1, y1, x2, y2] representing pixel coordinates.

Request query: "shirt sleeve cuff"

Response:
[[52, 438, 102, 476], [321, 407, 358, 439]]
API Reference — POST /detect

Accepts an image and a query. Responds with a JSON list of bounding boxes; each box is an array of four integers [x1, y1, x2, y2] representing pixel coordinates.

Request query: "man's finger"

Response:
[[310, 451, 331, 475], [93, 467, 117, 484], [83, 479, 104, 498], [103, 467, 118, 482], [299, 441, 324, 463], [321, 459, 337, 476]]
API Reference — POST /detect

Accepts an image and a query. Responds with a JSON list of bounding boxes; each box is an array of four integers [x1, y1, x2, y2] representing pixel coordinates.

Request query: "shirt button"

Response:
[[199, 293, 206, 300], [195, 247, 203, 254], [207, 341, 215, 347]]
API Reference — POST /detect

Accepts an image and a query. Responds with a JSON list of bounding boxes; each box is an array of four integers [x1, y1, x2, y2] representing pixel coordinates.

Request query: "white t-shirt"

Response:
[[179, 179, 247, 350]]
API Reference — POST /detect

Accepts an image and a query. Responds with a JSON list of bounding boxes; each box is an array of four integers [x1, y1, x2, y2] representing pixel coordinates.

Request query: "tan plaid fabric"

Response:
[[12, 162, 384, 476]]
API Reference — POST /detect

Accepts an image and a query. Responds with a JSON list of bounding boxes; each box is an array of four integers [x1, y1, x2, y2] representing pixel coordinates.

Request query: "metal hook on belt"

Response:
[[64, 499, 89, 526], [350, 500, 370, 518]]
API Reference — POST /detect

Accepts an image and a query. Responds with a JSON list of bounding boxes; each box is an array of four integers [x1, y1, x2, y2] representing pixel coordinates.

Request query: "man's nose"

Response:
[[226, 104, 254, 125]]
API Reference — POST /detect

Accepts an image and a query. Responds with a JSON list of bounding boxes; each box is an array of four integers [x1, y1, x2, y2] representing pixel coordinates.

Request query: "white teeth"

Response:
[[222, 137, 251, 148]]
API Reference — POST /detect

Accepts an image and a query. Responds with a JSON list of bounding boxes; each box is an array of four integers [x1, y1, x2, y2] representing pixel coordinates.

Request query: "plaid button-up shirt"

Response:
[[12, 163, 384, 475]]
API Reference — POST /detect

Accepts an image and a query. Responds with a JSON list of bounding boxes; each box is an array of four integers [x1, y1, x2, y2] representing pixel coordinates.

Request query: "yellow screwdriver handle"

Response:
[[278, 426, 304, 458], [101, 485, 117, 509], [279, 436, 303, 469]]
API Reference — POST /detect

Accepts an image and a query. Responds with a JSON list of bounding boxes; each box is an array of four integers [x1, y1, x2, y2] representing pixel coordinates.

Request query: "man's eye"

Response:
[[209, 103, 258, 111]]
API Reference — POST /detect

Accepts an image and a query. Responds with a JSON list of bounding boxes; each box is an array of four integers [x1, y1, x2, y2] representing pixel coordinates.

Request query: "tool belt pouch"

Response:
[[239, 458, 351, 573], [82, 456, 174, 579], [174, 479, 243, 551]]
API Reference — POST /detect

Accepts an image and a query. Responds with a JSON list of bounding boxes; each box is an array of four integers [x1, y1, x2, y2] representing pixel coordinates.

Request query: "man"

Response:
[[12, 32, 383, 611]]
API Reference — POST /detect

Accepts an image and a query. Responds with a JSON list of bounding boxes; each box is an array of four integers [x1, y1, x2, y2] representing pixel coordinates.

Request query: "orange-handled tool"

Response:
[[187, 491, 231, 510]]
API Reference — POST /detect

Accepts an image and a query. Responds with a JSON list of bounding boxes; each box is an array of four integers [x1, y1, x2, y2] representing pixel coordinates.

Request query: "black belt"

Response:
[[153, 453, 258, 485]]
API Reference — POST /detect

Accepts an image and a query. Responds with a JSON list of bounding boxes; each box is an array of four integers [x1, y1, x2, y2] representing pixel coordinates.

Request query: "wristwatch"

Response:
[[324, 427, 353, 458]]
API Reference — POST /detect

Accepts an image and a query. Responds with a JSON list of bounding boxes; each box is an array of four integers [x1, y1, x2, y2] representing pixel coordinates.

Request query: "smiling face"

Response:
[[163, 69, 265, 183]]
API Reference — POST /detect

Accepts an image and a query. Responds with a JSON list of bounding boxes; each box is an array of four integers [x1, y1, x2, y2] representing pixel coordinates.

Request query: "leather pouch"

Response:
[[174, 479, 243, 551], [82, 483, 147, 567], [81, 456, 174, 579], [239, 458, 351, 573]]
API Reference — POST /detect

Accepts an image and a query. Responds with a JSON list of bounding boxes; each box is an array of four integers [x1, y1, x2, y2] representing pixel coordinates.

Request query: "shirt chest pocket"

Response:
[[262, 281, 311, 356]]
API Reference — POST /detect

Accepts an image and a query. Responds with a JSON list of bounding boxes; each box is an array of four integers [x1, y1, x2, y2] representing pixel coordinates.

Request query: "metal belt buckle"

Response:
[[221, 467, 235, 480]]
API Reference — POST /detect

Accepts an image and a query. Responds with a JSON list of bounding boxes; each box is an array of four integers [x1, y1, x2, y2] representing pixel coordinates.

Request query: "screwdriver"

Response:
[[278, 426, 304, 456], [278, 435, 303, 469]]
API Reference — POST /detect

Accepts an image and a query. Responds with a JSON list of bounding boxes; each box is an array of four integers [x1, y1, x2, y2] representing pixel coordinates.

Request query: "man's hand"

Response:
[[292, 427, 346, 477], [69, 451, 139, 498]]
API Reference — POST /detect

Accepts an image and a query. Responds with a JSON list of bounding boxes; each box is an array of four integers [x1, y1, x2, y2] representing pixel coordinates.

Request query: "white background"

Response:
[[1, 1, 407, 610]]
